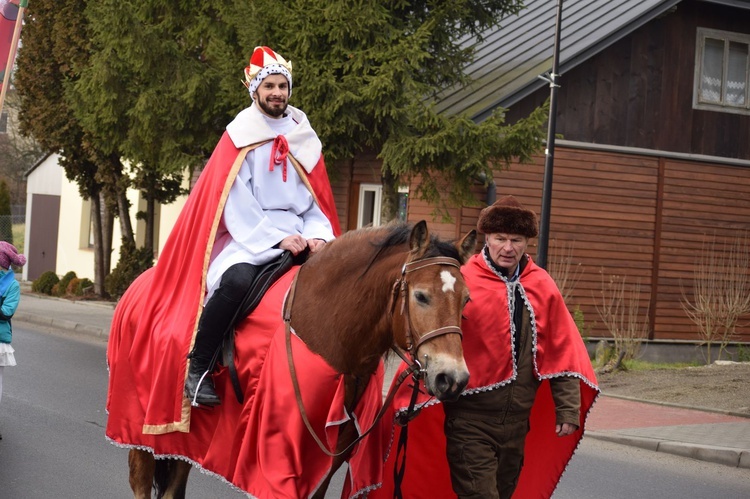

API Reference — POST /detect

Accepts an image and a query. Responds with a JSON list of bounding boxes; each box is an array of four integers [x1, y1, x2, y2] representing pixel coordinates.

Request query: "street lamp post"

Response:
[[536, 0, 564, 270]]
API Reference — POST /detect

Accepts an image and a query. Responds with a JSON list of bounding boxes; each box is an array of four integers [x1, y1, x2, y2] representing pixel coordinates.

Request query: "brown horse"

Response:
[[124, 221, 476, 498]]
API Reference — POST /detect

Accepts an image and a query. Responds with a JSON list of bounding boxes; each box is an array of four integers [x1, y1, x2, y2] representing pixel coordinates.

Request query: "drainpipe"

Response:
[[486, 178, 496, 206]]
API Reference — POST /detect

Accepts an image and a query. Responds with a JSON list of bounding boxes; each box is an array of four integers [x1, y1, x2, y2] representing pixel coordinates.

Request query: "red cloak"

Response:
[[106, 131, 340, 433], [371, 253, 599, 498], [104, 133, 387, 497]]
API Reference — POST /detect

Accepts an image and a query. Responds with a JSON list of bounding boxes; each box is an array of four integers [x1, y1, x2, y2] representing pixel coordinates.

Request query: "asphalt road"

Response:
[[0, 322, 748, 498], [0, 323, 243, 498]]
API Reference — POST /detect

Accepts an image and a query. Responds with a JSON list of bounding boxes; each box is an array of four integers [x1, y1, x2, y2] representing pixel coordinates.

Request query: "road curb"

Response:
[[586, 431, 749, 469], [14, 312, 109, 339]]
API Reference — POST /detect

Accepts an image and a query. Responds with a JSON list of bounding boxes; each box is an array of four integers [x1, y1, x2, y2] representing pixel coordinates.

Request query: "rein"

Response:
[[282, 255, 463, 459]]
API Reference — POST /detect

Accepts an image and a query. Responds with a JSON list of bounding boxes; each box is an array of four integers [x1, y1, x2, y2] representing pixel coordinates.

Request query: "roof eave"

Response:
[[471, 0, 685, 123]]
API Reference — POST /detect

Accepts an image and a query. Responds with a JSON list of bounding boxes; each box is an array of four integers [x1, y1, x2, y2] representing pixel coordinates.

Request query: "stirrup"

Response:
[[190, 370, 211, 407], [185, 369, 221, 407]]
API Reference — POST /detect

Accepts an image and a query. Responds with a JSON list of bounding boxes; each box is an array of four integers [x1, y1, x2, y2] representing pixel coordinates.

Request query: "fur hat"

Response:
[[243, 46, 293, 100], [0, 241, 26, 270], [476, 195, 538, 238]]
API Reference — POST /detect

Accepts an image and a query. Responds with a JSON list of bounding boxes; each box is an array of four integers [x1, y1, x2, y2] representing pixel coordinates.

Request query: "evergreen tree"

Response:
[[71, 1, 234, 255], [218, 0, 548, 216], [15, 0, 135, 296], [76, 0, 547, 225], [19, 0, 549, 298]]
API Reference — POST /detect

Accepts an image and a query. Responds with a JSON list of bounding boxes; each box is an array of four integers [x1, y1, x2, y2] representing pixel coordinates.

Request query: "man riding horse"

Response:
[[183, 46, 340, 408], [107, 46, 339, 434], [106, 46, 475, 499]]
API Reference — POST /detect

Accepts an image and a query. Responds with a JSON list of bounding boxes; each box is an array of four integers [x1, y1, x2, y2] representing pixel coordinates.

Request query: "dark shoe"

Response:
[[184, 364, 221, 407]]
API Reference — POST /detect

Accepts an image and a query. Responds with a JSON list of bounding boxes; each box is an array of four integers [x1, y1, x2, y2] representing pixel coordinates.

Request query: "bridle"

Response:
[[282, 254, 464, 458], [386, 256, 466, 499], [388, 255, 463, 378]]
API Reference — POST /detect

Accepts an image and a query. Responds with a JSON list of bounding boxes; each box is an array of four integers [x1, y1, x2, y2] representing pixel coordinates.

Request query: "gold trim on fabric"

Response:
[[289, 155, 321, 207], [142, 144, 258, 435], [143, 420, 190, 435]]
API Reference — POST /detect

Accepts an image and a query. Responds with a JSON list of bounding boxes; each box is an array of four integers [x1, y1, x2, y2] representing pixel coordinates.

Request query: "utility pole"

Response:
[[536, 0, 564, 270]]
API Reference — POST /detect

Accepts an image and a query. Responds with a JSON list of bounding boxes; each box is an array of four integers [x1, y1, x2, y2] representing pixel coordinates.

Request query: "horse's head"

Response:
[[392, 221, 476, 402]]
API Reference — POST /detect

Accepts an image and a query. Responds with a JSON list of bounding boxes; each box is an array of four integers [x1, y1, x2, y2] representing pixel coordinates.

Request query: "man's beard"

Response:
[[257, 97, 288, 118]]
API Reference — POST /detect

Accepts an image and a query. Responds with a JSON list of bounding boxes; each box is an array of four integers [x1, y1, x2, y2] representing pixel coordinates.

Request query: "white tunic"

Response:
[[206, 106, 335, 298]]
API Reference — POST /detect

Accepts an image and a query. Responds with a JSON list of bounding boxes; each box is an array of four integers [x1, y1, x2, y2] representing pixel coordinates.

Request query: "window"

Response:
[[80, 199, 94, 249], [357, 184, 382, 228], [397, 185, 409, 222], [356, 184, 409, 228], [694, 28, 750, 115]]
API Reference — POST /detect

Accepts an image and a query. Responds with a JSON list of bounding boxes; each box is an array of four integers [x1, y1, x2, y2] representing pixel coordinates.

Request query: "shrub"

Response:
[[66, 277, 81, 296], [105, 239, 153, 299], [66, 277, 94, 296], [572, 305, 591, 341], [56, 271, 77, 297], [32, 271, 59, 295], [78, 278, 94, 295]]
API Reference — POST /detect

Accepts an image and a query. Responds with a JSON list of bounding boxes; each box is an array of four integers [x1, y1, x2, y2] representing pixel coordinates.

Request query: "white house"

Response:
[[24, 154, 187, 283]]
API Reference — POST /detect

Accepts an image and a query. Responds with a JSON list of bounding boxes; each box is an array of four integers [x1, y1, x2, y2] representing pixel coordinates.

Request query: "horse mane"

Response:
[[355, 222, 461, 277]]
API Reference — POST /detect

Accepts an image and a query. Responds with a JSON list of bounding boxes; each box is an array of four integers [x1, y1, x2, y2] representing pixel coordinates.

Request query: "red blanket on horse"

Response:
[[106, 267, 387, 497], [105, 131, 388, 497]]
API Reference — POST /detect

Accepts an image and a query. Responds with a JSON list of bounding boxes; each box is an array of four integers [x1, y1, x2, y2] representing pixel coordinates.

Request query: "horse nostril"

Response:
[[435, 372, 453, 395], [456, 372, 469, 393]]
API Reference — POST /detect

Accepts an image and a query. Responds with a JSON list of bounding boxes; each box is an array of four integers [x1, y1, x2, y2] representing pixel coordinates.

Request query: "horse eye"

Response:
[[413, 290, 430, 305]]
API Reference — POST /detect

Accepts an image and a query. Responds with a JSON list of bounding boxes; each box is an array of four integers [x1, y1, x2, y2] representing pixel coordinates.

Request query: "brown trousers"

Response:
[[444, 415, 530, 499]]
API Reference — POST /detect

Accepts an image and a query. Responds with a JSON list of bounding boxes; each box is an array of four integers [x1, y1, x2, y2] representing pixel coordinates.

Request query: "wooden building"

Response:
[[339, 0, 750, 352]]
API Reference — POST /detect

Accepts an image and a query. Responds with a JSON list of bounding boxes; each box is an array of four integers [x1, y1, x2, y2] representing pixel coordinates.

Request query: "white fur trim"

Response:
[[226, 104, 322, 173]]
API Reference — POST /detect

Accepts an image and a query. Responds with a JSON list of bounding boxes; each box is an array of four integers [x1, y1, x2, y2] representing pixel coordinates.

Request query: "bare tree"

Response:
[[681, 233, 750, 363], [547, 239, 582, 304], [595, 273, 650, 370]]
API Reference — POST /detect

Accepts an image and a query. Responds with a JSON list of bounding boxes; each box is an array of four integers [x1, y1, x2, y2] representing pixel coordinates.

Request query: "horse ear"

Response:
[[409, 220, 430, 258], [456, 229, 477, 264]]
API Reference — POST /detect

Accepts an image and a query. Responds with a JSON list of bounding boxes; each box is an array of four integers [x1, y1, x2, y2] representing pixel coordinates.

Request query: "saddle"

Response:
[[218, 250, 297, 403]]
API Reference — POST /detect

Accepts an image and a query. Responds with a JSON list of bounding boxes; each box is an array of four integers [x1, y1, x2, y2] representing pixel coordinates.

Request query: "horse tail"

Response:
[[152, 459, 171, 499], [152, 458, 189, 499]]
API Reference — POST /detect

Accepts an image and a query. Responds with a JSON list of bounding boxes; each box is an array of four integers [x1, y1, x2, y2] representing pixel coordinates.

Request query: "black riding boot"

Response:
[[184, 353, 221, 407], [184, 263, 259, 407]]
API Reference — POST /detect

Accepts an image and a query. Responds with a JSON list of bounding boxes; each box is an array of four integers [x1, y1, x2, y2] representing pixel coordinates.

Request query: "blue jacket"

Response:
[[0, 269, 20, 343]]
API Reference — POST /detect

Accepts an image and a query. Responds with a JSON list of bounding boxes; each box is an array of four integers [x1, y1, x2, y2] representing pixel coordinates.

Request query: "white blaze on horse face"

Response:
[[440, 270, 456, 293]]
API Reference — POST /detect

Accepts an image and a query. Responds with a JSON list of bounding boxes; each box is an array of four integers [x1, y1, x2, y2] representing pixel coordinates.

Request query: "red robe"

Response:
[[107, 131, 340, 433], [372, 253, 599, 498], [104, 132, 388, 498]]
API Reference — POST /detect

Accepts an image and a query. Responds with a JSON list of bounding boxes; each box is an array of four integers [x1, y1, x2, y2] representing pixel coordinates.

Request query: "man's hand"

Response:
[[307, 238, 326, 254], [555, 423, 578, 437], [278, 234, 309, 256]]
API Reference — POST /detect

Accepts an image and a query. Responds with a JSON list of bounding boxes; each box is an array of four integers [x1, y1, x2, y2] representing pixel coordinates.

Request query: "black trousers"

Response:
[[189, 262, 260, 367]]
